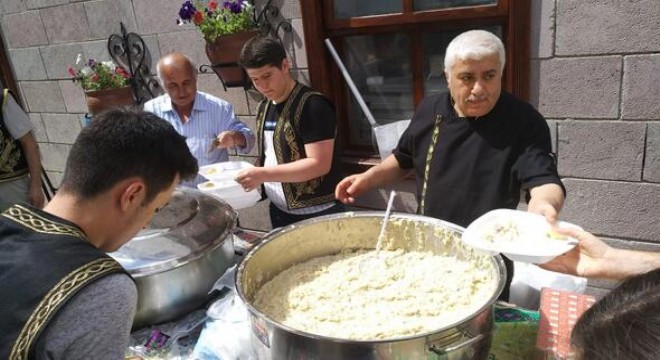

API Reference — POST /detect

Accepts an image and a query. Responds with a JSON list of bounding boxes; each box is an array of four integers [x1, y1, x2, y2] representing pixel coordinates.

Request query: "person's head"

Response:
[[571, 268, 660, 360], [156, 52, 198, 110], [238, 36, 293, 103], [58, 107, 198, 250], [443, 30, 505, 118]]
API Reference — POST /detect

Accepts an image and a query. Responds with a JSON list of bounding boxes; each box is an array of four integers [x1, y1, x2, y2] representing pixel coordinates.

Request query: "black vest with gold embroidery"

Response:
[[0, 89, 29, 183], [255, 83, 341, 210], [0, 205, 126, 360]]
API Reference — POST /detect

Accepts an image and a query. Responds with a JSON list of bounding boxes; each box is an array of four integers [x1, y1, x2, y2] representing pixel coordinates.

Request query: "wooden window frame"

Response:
[[300, 0, 530, 168]]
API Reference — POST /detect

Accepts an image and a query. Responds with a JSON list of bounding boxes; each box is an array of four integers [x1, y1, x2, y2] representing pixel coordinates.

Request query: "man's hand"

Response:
[[540, 227, 611, 278], [215, 131, 246, 149], [528, 183, 565, 223], [335, 174, 370, 204], [28, 184, 45, 208], [235, 167, 265, 192]]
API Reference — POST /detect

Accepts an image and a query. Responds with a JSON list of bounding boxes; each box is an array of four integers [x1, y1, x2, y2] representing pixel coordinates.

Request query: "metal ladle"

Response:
[[375, 190, 397, 253], [359, 191, 397, 273]]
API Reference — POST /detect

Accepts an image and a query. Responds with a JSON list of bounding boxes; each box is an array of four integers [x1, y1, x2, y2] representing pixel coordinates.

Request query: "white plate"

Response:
[[461, 209, 582, 264], [199, 161, 253, 181]]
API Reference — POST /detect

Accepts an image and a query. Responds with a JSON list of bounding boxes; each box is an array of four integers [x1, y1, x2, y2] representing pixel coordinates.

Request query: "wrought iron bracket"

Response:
[[199, 0, 293, 91], [108, 22, 160, 103]]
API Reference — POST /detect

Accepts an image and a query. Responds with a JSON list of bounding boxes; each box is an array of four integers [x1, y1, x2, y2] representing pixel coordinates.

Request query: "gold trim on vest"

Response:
[[9, 258, 123, 360], [1, 205, 87, 241]]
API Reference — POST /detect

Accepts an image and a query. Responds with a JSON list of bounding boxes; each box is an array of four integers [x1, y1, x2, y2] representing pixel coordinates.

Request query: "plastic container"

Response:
[[199, 161, 253, 182], [461, 209, 582, 264], [197, 180, 260, 210]]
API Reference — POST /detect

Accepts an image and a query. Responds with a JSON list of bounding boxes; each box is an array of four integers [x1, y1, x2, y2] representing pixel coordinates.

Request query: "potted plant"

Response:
[[68, 55, 134, 115], [177, 0, 259, 87]]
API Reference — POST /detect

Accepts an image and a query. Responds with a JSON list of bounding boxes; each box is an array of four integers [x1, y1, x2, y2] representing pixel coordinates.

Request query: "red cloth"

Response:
[[536, 287, 596, 359]]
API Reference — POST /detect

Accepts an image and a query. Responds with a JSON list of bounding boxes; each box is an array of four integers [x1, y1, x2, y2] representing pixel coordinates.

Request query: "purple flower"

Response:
[[179, 1, 197, 20], [87, 58, 96, 67], [223, 0, 243, 14]]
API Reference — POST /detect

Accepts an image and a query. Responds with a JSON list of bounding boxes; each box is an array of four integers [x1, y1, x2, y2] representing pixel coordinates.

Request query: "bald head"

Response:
[[156, 53, 198, 111], [156, 52, 196, 83]]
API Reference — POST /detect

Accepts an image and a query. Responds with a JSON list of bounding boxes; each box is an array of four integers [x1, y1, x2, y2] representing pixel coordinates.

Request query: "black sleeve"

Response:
[[299, 95, 337, 144], [393, 96, 436, 170], [515, 106, 566, 196]]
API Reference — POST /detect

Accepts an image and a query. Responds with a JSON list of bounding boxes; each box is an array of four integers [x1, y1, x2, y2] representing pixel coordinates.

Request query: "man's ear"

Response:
[[119, 180, 147, 212], [281, 58, 290, 73]]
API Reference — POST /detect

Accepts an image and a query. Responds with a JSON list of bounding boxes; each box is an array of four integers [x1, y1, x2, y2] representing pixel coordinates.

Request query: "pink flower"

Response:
[[67, 67, 77, 77]]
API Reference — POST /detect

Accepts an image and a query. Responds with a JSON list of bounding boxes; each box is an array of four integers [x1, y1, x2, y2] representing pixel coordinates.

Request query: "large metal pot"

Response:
[[110, 187, 237, 329], [236, 212, 506, 360]]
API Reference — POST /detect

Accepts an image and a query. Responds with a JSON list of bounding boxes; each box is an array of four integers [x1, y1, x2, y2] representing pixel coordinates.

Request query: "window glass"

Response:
[[422, 26, 502, 96], [342, 34, 414, 147], [415, 0, 496, 11], [334, 0, 402, 19]]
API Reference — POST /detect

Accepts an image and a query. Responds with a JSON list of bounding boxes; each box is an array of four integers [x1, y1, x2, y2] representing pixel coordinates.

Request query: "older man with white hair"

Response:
[[144, 52, 255, 186], [335, 29, 565, 300]]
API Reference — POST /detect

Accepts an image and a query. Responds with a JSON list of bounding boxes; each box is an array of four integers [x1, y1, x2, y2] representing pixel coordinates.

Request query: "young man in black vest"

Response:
[[236, 36, 345, 228], [0, 108, 198, 359]]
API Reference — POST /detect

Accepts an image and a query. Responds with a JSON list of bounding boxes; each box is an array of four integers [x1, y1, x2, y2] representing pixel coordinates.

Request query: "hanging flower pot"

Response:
[[85, 86, 135, 115], [205, 30, 259, 88]]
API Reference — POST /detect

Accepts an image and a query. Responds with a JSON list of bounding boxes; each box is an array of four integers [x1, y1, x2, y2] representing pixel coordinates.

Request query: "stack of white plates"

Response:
[[196, 161, 260, 209]]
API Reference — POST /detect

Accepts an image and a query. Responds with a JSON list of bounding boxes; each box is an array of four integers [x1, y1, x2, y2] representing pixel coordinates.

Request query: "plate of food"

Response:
[[461, 209, 582, 264], [198, 161, 253, 181]]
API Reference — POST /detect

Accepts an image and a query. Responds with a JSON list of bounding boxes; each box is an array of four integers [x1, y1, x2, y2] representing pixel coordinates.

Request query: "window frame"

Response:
[[300, 0, 530, 164]]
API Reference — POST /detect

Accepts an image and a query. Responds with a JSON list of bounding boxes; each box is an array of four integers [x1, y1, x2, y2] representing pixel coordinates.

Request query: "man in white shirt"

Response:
[[144, 52, 255, 186]]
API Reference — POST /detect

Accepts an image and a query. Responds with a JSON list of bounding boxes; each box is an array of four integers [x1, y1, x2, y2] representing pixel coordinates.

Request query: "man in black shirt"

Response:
[[335, 30, 565, 300], [236, 37, 344, 228]]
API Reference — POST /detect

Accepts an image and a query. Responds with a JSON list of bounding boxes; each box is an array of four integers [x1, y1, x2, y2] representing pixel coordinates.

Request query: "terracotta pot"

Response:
[[85, 86, 135, 115], [205, 30, 260, 88]]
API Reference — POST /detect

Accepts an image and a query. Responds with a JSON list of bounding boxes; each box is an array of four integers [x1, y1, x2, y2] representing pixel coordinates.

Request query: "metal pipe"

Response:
[[324, 38, 377, 127]]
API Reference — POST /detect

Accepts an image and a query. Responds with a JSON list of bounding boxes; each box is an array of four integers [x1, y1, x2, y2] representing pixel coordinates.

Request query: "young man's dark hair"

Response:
[[571, 267, 660, 360], [60, 107, 198, 203], [238, 36, 287, 69]]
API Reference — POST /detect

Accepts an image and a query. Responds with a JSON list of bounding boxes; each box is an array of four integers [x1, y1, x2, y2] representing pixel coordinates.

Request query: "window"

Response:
[[300, 0, 530, 161]]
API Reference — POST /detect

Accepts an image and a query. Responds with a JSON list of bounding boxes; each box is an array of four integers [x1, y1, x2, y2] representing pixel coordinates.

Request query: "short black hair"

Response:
[[238, 36, 286, 69], [59, 107, 198, 203], [571, 267, 660, 360]]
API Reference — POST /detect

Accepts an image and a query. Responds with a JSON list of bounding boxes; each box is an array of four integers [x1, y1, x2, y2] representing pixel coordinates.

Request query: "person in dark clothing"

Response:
[[236, 36, 344, 228], [0, 108, 198, 360], [335, 29, 565, 300]]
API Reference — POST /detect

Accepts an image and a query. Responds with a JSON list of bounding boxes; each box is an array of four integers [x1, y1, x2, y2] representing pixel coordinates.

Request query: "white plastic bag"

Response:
[[509, 261, 587, 310]]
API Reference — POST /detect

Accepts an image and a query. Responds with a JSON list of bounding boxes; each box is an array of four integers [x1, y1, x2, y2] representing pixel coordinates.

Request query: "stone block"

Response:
[[556, 0, 660, 55], [157, 30, 207, 69], [21, 81, 66, 113], [645, 123, 660, 182], [530, 0, 555, 59], [44, 170, 63, 188], [58, 80, 87, 114], [133, 0, 183, 35], [291, 18, 307, 69], [42, 113, 82, 144], [246, 89, 264, 116], [557, 121, 645, 181], [291, 69, 310, 87], [9, 48, 47, 81], [40, 142, 71, 172], [560, 178, 660, 242], [196, 74, 250, 115], [280, 0, 302, 19], [622, 54, 660, 120], [29, 113, 48, 142], [40, 43, 84, 79], [27, 0, 67, 9], [547, 120, 558, 154], [84, 0, 137, 40], [81, 40, 112, 63], [536, 57, 621, 118], [1, 0, 26, 14], [41, 4, 92, 44], [141, 35, 161, 76], [2, 11, 48, 48]]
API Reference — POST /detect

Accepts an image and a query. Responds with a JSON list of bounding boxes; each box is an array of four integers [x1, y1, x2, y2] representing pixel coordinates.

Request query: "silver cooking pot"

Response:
[[110, 187, 237, 329], [236, 212, 506, 360]]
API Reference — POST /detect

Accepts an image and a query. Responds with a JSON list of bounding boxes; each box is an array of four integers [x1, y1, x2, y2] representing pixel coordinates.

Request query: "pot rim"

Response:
[[235, 211, 507, 343]]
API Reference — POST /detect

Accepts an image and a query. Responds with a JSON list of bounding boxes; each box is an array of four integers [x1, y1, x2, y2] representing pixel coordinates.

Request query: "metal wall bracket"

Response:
[[108, 22, 160, 104]]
